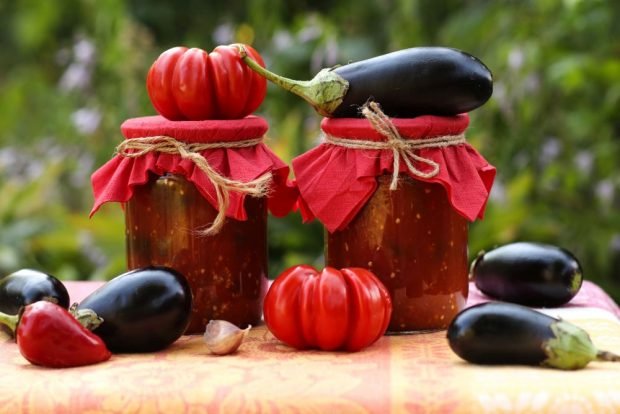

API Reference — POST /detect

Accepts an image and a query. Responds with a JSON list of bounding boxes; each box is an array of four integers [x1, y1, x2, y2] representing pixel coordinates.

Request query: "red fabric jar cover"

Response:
[[292, 114, 496, 233], [91, 115, 296, 220]]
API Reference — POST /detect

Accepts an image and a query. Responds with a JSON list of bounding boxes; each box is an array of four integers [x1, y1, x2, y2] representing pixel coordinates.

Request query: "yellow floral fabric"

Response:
[[0, 303, 619, 413]]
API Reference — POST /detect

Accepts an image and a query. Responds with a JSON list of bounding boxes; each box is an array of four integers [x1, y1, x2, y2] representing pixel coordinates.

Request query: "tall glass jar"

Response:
[[125, 173, 268, 333], [292, 114, 495, 333], [90, 115, 294, 334]]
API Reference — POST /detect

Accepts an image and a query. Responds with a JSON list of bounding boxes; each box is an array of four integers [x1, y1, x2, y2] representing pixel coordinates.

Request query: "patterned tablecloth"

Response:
[[1, 281, 619, 414]]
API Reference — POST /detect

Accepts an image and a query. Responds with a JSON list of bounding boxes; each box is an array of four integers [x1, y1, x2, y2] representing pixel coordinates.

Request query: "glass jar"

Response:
[[326, 175, 468, 332], [90, 115, 295, 335], [292, 114, 495, 333], [125, 173, 267, 333]]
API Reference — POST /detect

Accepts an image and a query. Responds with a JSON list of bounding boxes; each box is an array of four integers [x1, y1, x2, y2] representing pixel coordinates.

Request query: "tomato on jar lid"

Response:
[[146, 44, 267, 120]]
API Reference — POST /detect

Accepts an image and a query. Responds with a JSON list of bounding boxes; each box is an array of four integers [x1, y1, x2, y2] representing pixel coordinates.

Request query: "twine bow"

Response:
[[323, 101, 466, 190], [116, 136, 271, 236]]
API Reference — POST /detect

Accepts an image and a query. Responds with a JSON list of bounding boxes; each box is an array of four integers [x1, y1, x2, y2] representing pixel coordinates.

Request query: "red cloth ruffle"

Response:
[[90, 115, 297, 220], [292, 114, 496, 233]]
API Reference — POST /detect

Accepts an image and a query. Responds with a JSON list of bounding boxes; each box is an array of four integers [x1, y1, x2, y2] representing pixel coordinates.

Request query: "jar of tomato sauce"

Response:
[[90, 115, 295, 334], [293, 108, 495, 333]]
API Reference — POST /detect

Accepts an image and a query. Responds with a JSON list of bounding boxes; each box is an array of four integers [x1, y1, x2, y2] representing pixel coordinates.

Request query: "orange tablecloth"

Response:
[[1, 281, 619, 414]]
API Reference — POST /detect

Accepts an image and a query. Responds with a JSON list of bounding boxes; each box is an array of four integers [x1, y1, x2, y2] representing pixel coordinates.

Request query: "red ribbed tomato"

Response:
[[264, 265, 392, 352], [146, 44, 267, 120]]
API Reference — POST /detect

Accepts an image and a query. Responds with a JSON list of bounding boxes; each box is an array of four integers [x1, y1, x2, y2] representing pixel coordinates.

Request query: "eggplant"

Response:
[[471, 242, 583, 307], [76, 267, 192, 353], [0, 269, 70, 315], [447, 302, 620, 369], [238, 46, 493, 118]]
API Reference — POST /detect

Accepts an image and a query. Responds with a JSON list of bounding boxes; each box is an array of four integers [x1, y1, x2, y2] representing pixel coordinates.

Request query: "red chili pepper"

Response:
[[263, 265, 393, 352], [0, 301, 111, 368], [146, 44, 267, 120]]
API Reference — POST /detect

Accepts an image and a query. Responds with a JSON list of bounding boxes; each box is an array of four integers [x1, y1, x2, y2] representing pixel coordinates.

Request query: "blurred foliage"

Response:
[[1, 0, 619, 301]]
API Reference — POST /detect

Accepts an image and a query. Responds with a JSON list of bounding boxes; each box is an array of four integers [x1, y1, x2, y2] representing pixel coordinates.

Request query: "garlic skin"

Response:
[[203, 320, 251, 355]]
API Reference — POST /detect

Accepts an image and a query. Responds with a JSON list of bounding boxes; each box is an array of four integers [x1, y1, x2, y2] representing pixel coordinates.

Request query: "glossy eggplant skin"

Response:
[[447, 302, 555, 365], [332, 47, 493, 118], [77, 267, 192, 353], [472, 242, 583, 307], [0, 269, 70, 315]]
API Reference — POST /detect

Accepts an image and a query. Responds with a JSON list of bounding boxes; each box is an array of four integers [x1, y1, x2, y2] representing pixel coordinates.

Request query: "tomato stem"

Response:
[[0, 311, 18, 336], [236, 44, 349, 117]]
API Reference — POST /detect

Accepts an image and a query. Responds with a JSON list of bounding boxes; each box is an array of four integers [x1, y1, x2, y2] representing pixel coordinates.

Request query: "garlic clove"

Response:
[[203, 320, 251, 355]]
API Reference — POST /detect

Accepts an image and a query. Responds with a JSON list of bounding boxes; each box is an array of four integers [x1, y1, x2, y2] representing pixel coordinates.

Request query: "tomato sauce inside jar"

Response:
[[325, 175, 468, 332], [125, 173, 267, 334]]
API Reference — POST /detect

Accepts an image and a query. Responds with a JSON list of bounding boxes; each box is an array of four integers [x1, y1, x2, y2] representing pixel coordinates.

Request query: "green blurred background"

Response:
[[1, 1, 619, 301]]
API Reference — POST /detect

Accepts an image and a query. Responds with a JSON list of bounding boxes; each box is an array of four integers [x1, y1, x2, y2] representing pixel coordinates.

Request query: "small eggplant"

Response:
[[238, 46, 493, 118], [0, 269, 70, 315], [471, 242, 583, 307], [76, 267, 192, 353], [447, 302, 620, 370]]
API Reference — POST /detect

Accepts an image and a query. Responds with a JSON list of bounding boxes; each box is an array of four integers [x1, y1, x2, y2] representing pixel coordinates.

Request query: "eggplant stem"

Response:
[[0, 311, 18, 336], [236, 44, 348, 117], [237, 45, 311, 93], [596, 350, 620, 362]]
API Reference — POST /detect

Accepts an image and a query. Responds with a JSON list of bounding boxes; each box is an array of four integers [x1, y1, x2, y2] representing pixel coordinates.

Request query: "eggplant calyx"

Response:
[[542, 320, 598, 369], [0, 311, 18, 336], [569, 271, 583, 294], [237, 44, 349, 117], [69, 303, 103, 331]]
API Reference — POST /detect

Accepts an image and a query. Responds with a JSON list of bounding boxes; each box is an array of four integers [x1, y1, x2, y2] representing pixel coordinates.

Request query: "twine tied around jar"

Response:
[[323, 101, 467, 190], [116, 136, 271, 236]]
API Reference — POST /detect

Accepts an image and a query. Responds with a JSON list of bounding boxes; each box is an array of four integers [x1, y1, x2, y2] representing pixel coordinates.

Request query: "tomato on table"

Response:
[[264, 265, 392, 352]]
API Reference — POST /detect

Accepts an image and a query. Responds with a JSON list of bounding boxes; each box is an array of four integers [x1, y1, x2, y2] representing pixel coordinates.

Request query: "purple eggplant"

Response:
[[76, 267, 192, 353], [239, 46, 493, 118], [0, 269, 69, 315], [447, 302, 619, 369], [471, 242, 583, 307]]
